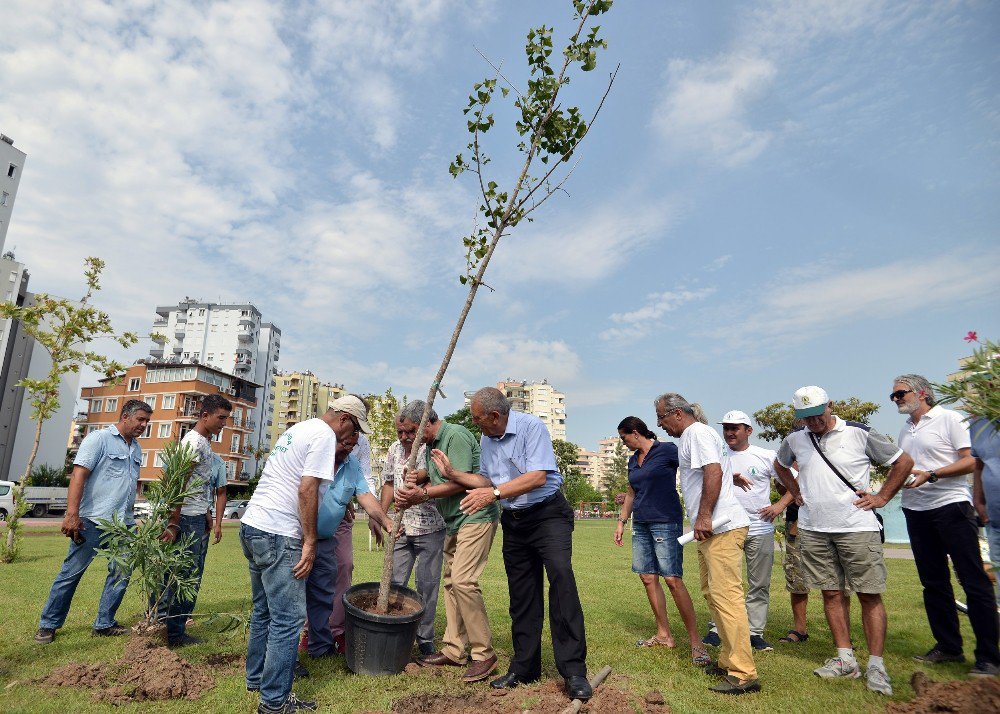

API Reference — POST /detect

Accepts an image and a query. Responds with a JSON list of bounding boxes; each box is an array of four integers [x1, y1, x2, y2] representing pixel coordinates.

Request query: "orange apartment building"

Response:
[[79, 360, 262, 491]]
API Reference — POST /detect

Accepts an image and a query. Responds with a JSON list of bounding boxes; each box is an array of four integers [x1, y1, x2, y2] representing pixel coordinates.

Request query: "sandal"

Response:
[[691, 646, 711, 666], [778, 630, 808, 643], [637, 635, 675, 648]]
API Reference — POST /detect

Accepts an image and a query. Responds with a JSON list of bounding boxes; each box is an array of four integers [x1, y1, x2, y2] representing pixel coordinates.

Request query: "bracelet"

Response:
[[420, 486, 430, 502], [619, 518, 628, 525]]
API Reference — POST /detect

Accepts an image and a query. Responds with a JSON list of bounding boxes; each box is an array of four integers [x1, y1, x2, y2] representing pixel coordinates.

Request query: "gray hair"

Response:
[[399, 400, 438, 425], [120, 399, 153, 419], [894, 373, 936, 406], [472, 387, 511, 416], [654, 392, 707, 423]]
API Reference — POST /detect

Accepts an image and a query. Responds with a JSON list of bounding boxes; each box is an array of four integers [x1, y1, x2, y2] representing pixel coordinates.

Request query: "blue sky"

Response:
[[2, 0, 998, 451]]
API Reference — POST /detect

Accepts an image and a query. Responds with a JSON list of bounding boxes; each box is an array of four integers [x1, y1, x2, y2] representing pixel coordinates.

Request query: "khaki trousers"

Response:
[[697, 526, 757, 681], [441, 521, 498, 663]]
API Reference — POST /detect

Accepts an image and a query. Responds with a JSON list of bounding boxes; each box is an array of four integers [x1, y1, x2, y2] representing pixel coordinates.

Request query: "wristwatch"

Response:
[[928, 471, 939, 483], [619, 517, 628, 525], [491, 486, 502, 501]]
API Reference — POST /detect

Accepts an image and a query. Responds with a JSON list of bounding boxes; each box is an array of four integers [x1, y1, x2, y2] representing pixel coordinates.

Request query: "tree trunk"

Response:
[[4, 416, 42, 553]]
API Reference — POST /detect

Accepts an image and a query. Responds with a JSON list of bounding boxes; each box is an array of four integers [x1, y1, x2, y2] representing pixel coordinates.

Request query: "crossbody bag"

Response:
[[808, 432, 885, 543]]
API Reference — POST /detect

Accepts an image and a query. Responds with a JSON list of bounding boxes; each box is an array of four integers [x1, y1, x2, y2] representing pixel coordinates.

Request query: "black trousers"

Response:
[[904, 501, 1000, 665], [500, 491, 587, 679]]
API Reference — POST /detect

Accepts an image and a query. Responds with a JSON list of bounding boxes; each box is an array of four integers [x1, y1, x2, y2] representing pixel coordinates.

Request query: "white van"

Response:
[[0, 480, 14, 520]]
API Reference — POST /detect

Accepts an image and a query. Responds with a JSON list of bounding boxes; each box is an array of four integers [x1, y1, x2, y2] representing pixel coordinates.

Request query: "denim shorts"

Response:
[[631, 521, 683, 577]]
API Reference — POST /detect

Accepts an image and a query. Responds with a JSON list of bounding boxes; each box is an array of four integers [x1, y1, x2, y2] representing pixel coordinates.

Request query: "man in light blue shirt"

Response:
[[430, 387, 591, 701], [304, 431, 391, 659], [35, 399, 151, 644], [972, 417, 1000, 609]]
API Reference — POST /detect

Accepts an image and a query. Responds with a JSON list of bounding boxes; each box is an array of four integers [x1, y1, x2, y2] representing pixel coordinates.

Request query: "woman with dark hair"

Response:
[[613, 416, 705, 665]]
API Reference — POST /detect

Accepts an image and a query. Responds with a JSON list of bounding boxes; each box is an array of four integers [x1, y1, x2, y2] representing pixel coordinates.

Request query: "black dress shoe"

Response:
[[490, 671, 537, 689], [566, 675, 592, 700]]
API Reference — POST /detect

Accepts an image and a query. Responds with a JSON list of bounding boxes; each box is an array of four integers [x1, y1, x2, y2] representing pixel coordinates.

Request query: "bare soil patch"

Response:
[[887, 671, 1000, 714], [390, 676, 669, 713], [350, 591, 422, 616], [39, 636, 214, 705], [202, 652, 244, 670]]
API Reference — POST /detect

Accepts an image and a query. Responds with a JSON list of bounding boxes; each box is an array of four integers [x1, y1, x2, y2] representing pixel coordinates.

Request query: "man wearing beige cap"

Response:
[[240, 394, 369, 714], [773, 386, 912, 696]]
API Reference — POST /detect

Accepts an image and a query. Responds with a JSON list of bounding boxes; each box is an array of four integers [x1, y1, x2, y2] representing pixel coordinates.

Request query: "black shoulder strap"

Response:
[[808, 432, 860, 494]]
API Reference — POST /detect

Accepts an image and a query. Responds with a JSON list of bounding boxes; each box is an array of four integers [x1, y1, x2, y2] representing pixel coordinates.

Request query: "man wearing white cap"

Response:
[[773, 386, 913, 696], [701, 410, 779, 652], [240, 395, 370, 714]]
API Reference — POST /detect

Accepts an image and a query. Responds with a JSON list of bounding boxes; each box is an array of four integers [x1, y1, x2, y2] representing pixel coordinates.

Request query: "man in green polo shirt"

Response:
[[396, 400, 500, 683]]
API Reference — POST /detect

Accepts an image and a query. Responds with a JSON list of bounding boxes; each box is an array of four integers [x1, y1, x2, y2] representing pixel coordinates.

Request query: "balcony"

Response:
[[149, 347, 164, 358], [172, 344, 183, 354], [237, 330, 253, 342], [175, 313, 187, 324], [174, 406, 200, 421], [234, 361, 252, 373], [174, 326, 186, 339], [151, 332, 166, 343], [239, 317, 253, 327]]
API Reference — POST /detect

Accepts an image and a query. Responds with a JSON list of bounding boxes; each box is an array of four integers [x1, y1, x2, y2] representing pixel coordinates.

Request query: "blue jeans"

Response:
[[162, 513, 208, 641], [987, 522, 1000, 608], [241, 523, 306, 708], [631, 521, 684, 577], [39, 517, 131, 631]]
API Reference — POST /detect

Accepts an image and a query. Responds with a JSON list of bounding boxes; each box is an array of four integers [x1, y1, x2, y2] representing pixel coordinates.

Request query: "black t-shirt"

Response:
[[628, 440, 683, 523]]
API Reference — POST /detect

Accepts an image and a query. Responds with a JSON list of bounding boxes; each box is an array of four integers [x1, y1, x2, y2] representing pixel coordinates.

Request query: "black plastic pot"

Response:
[[343, 582, 425, 675]]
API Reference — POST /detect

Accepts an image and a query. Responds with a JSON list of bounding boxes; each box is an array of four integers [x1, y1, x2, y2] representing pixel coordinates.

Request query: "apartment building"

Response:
[[148, 299, 280, 468], [467, 379, 567, 441], [268, 371, 345, 446], [0, 133, 26, 254], [79, 362, 261, 487], [575, 448, 603, 489]]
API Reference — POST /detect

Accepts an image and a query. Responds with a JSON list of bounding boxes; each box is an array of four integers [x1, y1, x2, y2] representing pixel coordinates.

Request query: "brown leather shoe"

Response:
[[462, 655, 498, 683], [418, 651, 464, 667]]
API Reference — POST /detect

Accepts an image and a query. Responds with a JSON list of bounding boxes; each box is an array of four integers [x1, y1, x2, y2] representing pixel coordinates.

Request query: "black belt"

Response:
[[504, 491, 559, 519]]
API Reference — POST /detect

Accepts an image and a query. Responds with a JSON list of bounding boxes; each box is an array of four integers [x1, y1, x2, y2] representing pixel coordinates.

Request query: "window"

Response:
[[0, 192, 8, 207], [128, 377, 141, 391], [212, 431, 222, 443], [226, 460, 237, 479], [230, 434, 240, 453], [90, 399, 103, 413], [193, 352, 200, 360], [179, 424, 192, 439], [7, 163, 16, 179], [157, 423, 172, 438], [154, 451, 166, 468], [162, 394, 176, 409], [141, 451, 149, 467], [140, 424, 151, 439], [106, 398, 118, 412], [207, 353, 214, 362], [198, 308, 205, 316], [145, 394, 156, 409], [183, 352, 190, 359]]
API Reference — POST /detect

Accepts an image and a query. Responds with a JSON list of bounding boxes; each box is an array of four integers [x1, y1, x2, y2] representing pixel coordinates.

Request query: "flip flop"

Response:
[[636, 636, 674, 648], [778, 630, 809, 643], [691, 646, 712, 666]]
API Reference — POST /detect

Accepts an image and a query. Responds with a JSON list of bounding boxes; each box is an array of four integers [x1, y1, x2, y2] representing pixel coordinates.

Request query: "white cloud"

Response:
[[600, 288, 715, 341], [709, 250, 1000, 353], [652, 55, 777, 167]]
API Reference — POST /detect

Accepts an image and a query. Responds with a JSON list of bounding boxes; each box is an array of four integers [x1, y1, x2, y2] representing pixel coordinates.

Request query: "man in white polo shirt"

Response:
[[240, 395, 370, 714], [774, 386, 913, 696], [892, 374, 999, 677], [655, 393, 759, 695], [701, 410, 779, 652]]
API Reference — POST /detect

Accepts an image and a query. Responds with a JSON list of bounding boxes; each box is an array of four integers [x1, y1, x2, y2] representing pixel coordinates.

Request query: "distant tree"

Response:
[[445, 406, 481, 440], [601, 441, 630, 501], [29, 464, 69, 488], [0, 257, 136, 562], [363, 387, 406, 470]]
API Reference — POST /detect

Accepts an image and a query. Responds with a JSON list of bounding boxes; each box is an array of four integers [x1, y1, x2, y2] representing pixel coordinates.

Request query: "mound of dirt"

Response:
[[39, 636, 215, 705], [390, 677, 670, 713], [887, 671, 1000, 713]]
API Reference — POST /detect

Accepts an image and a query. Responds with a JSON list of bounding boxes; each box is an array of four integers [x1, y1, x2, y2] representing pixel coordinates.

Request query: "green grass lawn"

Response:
[[0, 521, 983, 713]]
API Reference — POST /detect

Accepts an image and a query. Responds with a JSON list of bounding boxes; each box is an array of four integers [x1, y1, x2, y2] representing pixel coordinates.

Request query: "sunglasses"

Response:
[[889, 389, 913, 402]]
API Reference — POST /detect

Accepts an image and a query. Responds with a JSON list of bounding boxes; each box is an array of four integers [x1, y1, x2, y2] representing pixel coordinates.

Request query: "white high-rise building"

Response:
[[465, 379, 567, 441], [148, 300, 280, 471], [0, 133, 27, 255]]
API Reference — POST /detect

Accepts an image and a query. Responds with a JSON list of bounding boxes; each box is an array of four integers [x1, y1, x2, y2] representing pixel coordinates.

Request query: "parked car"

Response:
[[133, 501, 152, 519], [224, 500, 250, 519], [0, 481, 13, 521]]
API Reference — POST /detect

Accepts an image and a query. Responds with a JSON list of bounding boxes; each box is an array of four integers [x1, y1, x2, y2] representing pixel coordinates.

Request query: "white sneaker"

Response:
[[814, 656, 861, 679], [865, 666, 892, 696]]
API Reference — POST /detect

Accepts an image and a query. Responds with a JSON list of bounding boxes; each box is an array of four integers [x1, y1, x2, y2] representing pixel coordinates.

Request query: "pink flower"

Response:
[[964, 331, 979, 343]]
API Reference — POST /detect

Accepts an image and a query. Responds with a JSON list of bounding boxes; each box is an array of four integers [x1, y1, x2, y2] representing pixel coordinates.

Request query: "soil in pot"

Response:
[[349, 590, 422, 616]]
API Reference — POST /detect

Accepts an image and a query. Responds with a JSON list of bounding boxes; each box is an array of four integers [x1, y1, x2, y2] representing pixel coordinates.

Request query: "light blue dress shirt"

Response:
[[211, 454, 228, 489], [75, 425, 142, 525], [316, 454, 371, 539], [479, 411, 562, 509]]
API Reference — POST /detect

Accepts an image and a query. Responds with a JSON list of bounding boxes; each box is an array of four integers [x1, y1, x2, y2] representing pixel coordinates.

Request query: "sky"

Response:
[[2, 0, 998, 451]]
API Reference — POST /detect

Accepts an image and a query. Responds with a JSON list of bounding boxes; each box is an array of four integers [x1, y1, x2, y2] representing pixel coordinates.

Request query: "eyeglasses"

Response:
[[655, 409, 678, 423], [889, 389, 914, 402]]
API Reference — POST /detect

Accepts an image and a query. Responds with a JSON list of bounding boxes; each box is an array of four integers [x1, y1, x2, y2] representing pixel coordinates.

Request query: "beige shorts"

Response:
[[798, 529, 886, 594], [783, 534, 810, 594]]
